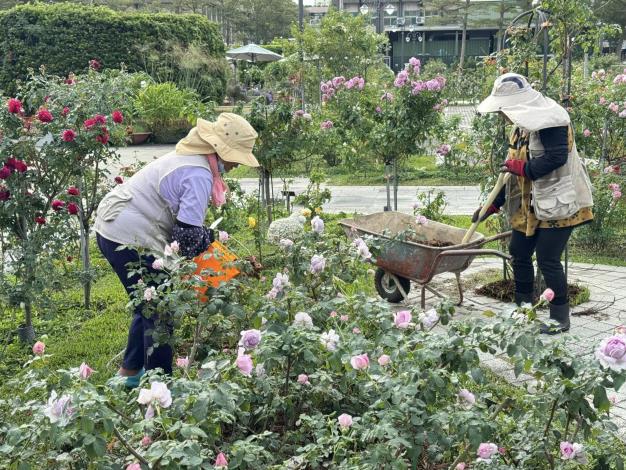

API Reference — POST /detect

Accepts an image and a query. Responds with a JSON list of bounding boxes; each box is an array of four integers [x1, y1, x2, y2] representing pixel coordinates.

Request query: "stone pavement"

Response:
[[445, 104, 477, 129], [390, 258, 626, 439], [114, 145, 482, 216]]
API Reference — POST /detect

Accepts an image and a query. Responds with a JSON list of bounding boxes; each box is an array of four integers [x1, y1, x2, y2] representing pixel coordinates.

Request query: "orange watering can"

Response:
[[192, 219, 239, 301]]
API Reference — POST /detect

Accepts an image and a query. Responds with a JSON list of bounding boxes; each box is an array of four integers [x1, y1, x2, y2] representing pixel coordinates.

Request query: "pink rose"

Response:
[[477, 442, 499, 460], [218, 230, 229, 242], [455, 464, 466, 470], [37, 109, 53, 123], [176, 356, 189, 368], [377, 354, 390, 366], [560, 441, 575, 459], [394, 310, 412, 328], [51, 199, 65, 211], [329, 311, 338, 318], [458, 388, 476, 406], [609, 102, 619, 113], [152, 258, 164, 270], [141, 435, 152, 447], [89, 59, 101, 71], [62, 129, 76, 142], [62, 106, 70, 117], [236, 354, 253, 376], [297, 373, 310, 385], [7, 98, 22, 114], [599, 97, 607, 105], [337, 413, 353, 428], [596, 335, 626, 371], [239, 329, 261, 349], [126, 464, 141, 470], [67, 202, 79, 215], [215, 452, 228, 467], [340, 314, 349, 321], [613, 190, 622, 199], [112, 110, 124, 124], [583, 129, 591, 137], [350, 353, 369, 370], [78, 362, 94, 379], [32, 341, 45, 356], [541, 288, 555, 302]]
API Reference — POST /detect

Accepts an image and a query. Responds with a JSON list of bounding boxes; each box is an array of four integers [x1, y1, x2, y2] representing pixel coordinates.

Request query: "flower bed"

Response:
[[1, 214, 625, 469]]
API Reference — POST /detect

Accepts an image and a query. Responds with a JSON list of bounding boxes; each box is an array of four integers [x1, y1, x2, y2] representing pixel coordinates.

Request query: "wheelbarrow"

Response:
[[339, 211, 512, 309]]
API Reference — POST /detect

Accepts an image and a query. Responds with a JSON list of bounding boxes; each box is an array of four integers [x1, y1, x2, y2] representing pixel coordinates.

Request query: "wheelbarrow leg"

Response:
[[455, 272, 464, 306], [421, 285, 426, 310]]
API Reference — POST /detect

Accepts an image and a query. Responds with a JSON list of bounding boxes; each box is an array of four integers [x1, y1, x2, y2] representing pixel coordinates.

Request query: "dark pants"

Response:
[[96, 234, 173, 374], [509, 227, 573, 306]]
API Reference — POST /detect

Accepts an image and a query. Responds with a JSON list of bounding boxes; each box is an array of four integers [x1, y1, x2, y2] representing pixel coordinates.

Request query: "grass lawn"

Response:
[[228, 154, 483, 186]]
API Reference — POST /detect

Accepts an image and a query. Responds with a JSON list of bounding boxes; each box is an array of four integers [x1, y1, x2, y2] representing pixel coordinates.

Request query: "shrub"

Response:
[[0, 3, 227, 101]]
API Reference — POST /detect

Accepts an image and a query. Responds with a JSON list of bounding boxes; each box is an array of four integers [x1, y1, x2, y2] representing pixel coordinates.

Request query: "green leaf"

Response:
[[593, 385, 611, 413]]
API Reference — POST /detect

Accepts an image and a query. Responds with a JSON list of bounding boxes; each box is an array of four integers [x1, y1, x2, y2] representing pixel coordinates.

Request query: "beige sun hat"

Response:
[[176, 113, 259, 167], [477, 73, 570, 131]]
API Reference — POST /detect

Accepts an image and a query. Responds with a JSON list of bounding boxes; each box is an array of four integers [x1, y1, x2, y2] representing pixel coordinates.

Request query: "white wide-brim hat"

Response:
[[176, 113, 259, 167], [477, 73, 570, 131]]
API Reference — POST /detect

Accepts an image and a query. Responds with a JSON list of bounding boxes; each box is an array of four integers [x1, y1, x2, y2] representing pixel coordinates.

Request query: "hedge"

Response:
[[0, 3, 228, 101]]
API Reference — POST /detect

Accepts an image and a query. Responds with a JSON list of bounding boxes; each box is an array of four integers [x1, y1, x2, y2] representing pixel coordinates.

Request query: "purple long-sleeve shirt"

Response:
[[159, 166, 213, 226]]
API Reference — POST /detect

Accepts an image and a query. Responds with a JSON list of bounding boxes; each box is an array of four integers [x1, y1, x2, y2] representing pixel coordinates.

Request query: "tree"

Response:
[[236, 0, 297, 44]]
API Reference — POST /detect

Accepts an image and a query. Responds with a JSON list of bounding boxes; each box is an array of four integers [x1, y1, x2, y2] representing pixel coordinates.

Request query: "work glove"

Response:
[[501, 159, 526, 177], [471, 204, 500, 223]]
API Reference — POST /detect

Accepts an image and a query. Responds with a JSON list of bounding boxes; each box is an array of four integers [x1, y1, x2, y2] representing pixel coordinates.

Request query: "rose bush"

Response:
[[1, 214, 625, 468]]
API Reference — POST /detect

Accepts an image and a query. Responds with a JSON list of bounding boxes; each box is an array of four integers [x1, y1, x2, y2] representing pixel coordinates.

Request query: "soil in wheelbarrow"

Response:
[[407, 236, 454, 247], [475, 278, 590, 306]]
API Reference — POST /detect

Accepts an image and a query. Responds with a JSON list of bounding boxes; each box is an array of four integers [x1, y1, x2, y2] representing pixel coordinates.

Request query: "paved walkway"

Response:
[[114, 146, 481, 215], [392, 258, 626, 439]]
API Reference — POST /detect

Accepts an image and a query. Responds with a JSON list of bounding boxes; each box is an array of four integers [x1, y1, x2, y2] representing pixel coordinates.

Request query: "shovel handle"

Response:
[[461, 172, 511, 244]]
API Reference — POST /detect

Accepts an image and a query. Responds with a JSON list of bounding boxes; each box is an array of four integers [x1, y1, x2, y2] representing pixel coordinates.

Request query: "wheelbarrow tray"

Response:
[[339, 211, 488, 284]]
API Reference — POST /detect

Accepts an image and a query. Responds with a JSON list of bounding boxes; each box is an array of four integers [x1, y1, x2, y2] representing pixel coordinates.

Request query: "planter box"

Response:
[[129, 132, 152, 145]]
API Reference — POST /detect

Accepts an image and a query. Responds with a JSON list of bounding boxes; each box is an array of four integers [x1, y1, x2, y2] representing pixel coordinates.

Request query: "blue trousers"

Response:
[[96, 234, 173, 374]]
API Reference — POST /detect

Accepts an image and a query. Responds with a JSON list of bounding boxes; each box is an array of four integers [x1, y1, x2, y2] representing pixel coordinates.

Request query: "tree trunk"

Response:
[[459, 0, 470, 70], [80, 219, 91, 310], [497, 0, 505, 51]]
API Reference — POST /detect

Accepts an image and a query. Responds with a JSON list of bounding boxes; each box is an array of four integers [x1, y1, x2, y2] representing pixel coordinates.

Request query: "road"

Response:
[[114, 145, 481, 215]]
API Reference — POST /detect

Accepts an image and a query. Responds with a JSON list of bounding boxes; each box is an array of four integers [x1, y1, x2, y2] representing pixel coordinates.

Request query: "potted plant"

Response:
[[126, 120, 152, 145]]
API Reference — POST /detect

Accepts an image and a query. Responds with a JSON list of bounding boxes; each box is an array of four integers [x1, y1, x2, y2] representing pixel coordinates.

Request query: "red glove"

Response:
[[502, 159, 526, 177], [472, 204, 500, 223]]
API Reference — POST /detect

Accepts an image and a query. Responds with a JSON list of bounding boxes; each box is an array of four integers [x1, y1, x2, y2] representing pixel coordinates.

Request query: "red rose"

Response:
[[112, 110, 123, 124], [96, 129, 110, 145], [67, 202, 79, 215], [35, 216, 46, 225], [62, 129, 77, 142], [7, 98, 22, 114], [0, 166, 11, 179], [51, 199, 65, 211], [37, 109, 53, 123], [67, 186, 80, 196], [65, 78, 75, 85], [89, 59, 101, 71], [44, 95, 50, 103], [94, 114, 107, 125], [5, 157, 17, 169], [0, 188, 9, 201], [83, 118, 96, 130], [66, 256, 73, 262], [62, 107, 70, 117], [13, 160, 27, 173], [114, 176, 124, 184]]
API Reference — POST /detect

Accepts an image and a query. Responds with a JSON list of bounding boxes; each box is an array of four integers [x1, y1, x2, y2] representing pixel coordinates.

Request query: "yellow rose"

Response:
[[248, 217, 257, 229], [315, 207, 322, 214], [301, 208, 312, 217]]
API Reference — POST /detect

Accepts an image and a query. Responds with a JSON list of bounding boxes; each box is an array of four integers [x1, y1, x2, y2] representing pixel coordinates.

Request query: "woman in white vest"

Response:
[[94, 113, 259, 386], [472, 73, 593, 335]]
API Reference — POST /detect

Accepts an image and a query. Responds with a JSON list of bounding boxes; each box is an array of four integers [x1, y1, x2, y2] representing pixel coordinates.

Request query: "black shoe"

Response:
[[540, 303, 570, 335], [515, 292, 533, 307]]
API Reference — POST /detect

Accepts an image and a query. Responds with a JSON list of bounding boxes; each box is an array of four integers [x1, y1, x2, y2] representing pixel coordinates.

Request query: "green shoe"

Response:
[[124, 368, 145, 389]]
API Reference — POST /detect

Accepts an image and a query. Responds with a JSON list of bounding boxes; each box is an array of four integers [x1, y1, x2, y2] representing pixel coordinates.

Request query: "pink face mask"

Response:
[[207, 154, 228, 207]]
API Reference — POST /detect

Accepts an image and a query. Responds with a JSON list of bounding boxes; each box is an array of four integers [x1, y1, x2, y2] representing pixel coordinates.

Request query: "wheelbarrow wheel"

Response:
[[374, 268, 410, 303]]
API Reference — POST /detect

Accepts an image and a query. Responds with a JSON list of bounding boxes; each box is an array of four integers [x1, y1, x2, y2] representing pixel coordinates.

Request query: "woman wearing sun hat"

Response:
[[94, 113, 259, 385], [472, 73, 593, 334]]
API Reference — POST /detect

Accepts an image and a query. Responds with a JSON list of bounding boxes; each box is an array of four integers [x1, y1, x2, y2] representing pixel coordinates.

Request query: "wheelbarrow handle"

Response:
[[475, 230, 512, 245], [438, 248, 512, 262], [461, 173, 512, 245]]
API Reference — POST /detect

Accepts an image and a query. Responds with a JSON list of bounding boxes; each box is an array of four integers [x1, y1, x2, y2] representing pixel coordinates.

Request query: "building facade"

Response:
[[320, 0, 530, 70]]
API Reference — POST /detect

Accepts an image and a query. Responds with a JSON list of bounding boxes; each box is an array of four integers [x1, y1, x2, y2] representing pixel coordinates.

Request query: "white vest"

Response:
[[94, 152, 211, 256]]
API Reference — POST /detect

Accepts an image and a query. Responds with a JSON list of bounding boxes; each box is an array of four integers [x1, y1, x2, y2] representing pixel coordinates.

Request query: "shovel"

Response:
[[461, 172, 511, 244]]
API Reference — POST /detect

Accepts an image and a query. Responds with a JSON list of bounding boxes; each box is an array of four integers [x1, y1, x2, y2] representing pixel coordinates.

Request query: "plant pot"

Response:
[[17, 324, 35, 343], [130, 132, 152, 145]]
